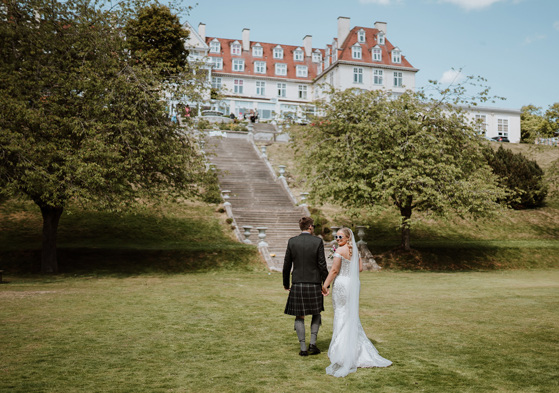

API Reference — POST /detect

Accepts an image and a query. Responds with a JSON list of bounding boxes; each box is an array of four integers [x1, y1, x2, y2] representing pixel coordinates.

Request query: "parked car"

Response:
[[491, 136, 510, 143]]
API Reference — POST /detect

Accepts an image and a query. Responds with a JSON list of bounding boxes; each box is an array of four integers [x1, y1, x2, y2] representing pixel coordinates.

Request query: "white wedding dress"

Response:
[[326, 231, 392, 377]]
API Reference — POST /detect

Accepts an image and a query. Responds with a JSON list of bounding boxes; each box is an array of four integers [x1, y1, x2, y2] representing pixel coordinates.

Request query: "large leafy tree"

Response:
[[520, 105, 545, 143], [125, 3, 189, 76], [0, 0, 210, 273], [291, 89, 506, 251]]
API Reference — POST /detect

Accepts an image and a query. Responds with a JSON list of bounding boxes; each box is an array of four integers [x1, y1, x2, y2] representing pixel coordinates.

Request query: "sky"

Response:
[[181, 0, 559, 111]]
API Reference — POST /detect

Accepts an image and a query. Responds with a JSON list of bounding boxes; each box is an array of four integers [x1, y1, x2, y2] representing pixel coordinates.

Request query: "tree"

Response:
[[125, 4, 189, 76], [520, 105, 545, 143], [485, 146, 547, 209], [0, 0, 210, 273], [291, 88, 506, 251], [541, 103, 559, 137]]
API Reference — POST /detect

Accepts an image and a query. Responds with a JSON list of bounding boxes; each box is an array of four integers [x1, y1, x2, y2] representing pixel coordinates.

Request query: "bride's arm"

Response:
[[359, 257, 363, 272], [322, 257, 341, 295]]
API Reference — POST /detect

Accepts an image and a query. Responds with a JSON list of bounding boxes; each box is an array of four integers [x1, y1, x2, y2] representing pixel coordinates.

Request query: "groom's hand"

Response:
[[321, 286, 329, 296], [284, 287, 290, 291]]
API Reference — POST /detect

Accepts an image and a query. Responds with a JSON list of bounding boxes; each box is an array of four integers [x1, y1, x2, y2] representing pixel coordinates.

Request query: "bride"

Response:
[[322, 227, 392, 377]]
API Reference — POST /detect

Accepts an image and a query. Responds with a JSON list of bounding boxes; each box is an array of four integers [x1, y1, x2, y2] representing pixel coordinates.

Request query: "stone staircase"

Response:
[[208, 136, 306, 271]]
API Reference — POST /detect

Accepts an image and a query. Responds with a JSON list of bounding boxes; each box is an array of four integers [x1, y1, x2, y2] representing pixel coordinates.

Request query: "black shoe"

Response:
[[308, 344, 321, 355], [299, 350, 308, 356]]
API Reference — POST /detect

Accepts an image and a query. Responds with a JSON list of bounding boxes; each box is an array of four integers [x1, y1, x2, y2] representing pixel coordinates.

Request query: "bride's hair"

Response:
[[340, 227, 353, 258]]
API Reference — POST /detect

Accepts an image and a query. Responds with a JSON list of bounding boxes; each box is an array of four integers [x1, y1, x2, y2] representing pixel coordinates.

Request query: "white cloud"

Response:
[[439, 69, 466, 85], [438, 0, 505, 11], [523, 34, 546, 45], [554, 21, 559, 31]]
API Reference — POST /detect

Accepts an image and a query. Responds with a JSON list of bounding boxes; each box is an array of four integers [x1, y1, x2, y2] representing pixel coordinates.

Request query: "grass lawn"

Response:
[[1, 270, 558, 392]]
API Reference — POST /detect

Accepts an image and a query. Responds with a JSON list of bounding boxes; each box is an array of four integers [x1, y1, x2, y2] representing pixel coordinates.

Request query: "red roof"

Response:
[[206, 37, 324, 81], [337, 26, 415, 69]]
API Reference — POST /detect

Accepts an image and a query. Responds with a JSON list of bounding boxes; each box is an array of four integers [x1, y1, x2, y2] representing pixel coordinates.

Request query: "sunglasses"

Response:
[[335, 235, 345, 239]]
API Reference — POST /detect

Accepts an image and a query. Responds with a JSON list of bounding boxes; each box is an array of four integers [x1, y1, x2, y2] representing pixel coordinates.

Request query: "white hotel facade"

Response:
[[184, 17, 520, 142]]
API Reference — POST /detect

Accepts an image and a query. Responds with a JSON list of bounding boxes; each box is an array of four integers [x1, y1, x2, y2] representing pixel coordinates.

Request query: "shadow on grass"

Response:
[[0, 246, 264, 277], [372, 242, 559, 271]]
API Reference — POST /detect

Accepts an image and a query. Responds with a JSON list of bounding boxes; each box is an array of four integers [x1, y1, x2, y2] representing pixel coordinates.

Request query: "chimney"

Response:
[[198, 23, 206, 41], [374, 21, 387, 35], [337, 16, 351, 46], [242, 28, 250, 52], [303, 35, 312, 57]]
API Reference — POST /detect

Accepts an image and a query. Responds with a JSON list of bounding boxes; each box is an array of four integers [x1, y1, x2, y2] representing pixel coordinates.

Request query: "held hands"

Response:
[[322, 285, 330, 296]]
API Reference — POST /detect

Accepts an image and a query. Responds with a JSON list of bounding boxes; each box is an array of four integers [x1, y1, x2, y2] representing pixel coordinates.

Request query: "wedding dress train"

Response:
[[326, 243, 392, 377]]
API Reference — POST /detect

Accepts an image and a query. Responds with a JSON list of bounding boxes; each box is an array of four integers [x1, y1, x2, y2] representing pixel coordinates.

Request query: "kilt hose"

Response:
[[284, 283, 324, 316]]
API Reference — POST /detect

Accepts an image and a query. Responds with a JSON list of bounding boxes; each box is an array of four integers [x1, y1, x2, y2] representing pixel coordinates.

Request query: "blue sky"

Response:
[[183, 0, 558, 111]]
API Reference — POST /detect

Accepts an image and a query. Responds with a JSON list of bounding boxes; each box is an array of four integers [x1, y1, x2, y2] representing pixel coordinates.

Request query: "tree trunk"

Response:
[[40, 205, 64, 273], [399, 198, 413, 251]]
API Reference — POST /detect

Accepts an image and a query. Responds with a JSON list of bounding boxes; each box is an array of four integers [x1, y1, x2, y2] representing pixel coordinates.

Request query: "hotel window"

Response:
[[211, 57, 223, 70], [353, 67, 363, 84], [475, 114, 487, 134], [277, 82, 286, 97], [298, 85, 308, 99], [294, 49, 304, 61], [372, 46, 381, 61], [234, 79, 243, 94], [256, 81, 266, 96], [252, 44, 263, 57], [255, 61, 266, 74], [275, 63, 287, 76], [312, 51, 322, 63], [498, 118, 509, 136], [358, 29, 366, 43], [211, 77, 222, 90], [232, 59, 245, 72], [392, 49, 401, 63], [273, 46, 283, 59], [210, 40, 220, 54], [394, 71, 403, 87], [373, 69, 383, 85], [296, 65, 308, 77], [231, 42, 241, 56], [352, 44, 362, 60], [378, 32, 385, 45]]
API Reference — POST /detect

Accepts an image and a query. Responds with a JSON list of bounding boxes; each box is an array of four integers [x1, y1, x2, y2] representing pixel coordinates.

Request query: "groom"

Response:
[[283, 217, 329, 356]]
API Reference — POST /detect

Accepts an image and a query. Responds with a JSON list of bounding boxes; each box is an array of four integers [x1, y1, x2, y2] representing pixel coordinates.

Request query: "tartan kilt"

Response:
[[284, 283, 324, 316]]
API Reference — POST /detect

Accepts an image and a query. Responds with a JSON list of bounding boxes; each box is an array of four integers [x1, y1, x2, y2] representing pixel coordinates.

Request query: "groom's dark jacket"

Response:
[[283, 233, 328, 289]]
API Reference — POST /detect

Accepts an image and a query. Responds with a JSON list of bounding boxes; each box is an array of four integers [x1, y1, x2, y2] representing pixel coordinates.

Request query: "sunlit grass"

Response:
[[1, 270, 557, 392]]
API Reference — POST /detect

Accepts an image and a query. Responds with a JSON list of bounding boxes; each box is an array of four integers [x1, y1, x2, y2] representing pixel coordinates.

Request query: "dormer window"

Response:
[[273, 46, 283, 59], [372, 46, 382, 61], [358, 29, 366, 43], [352, 44, 362, 60], [210, 39, 220, 54], [231, 41, 241, 56], [252, 44, 263, 57], [378, 32, 385, 45], [392, 48, 401, 63], [294, 48, 304, 61], [312, 50, 322, 63]]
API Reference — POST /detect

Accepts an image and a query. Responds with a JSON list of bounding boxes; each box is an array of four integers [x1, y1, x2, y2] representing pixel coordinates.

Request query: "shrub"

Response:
[[485, 146, 548, 209], [197, 119, 211, 130]]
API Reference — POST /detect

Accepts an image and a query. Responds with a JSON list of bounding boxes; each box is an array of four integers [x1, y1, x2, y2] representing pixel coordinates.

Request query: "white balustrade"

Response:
[[278, 165, 286, 178], [242, 226, 253, 244], [221, 190, 231, 206], [256, 227, 269, 247]]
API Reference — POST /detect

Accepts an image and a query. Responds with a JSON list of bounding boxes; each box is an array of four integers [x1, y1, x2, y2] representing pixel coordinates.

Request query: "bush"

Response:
[[197, 119, 211, 130], [485, 146, 548, 209]]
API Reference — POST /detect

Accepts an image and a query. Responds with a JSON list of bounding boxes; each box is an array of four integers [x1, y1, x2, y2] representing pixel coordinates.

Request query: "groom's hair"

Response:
[[299, 217, 314, 231]]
